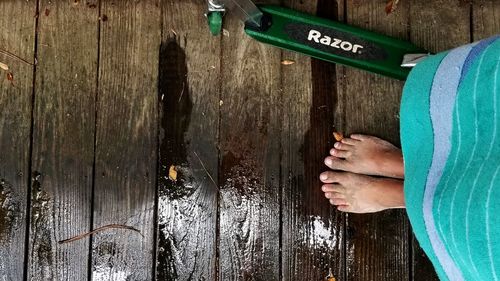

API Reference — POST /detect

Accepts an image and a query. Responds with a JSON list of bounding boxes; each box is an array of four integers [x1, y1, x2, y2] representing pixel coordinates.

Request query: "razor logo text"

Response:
[[307, 29, 363, 54]]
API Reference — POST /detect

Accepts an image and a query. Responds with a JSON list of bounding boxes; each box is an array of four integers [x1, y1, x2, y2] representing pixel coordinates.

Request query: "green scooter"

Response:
[[206, 0, 428, 80]]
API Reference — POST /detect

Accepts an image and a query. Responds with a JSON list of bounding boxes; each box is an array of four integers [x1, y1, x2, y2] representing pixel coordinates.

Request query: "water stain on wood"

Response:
[[291, 57, 343, 278], [158, 37, 193, 200], [157, 38, 193, 281]]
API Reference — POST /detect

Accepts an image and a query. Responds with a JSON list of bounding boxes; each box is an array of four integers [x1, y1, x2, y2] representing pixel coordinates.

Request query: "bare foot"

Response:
[[324, 134, 404, 179], [319, 171, 405, 213]]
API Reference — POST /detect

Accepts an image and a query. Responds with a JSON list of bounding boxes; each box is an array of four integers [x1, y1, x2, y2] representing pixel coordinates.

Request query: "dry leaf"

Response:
[[6, 72, 13, 82], [333, 132, 344, 142], [168, 165, 177, 181], [281, 59, 295, 65], [385, 0, 399, 14], [0, 62, 8, 71]]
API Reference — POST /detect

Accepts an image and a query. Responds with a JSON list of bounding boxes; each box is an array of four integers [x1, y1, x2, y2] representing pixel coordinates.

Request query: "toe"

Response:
[[330, 148, 351, 158], [324, 192, 334, 199], [350, 134, 368, 141], [321, 184, 343, 193], [333, 141, 350, 150], [341, 137, 358, 145], [329, 198, 348, 206], [324, 192, 344, 200], [337, 205, 351, 212], [324, 156, 349, 171], [320, 171, 347, 183]]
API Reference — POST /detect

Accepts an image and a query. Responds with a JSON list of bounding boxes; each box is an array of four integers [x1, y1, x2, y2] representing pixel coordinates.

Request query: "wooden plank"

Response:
[[91, 1, 160, 280], [472, 0, 500, 40], [218, 2, 281, 279], [410, 0, 470, 53], [339, 1, 410, 280], [156, 0, 220, 280], [280, 0, 345, 281], [409, 1, 470, 280], [0, 1, 36, 279], [27, 0, 98, 280]]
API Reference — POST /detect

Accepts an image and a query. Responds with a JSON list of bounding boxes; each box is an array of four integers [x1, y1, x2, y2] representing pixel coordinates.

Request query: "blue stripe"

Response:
[[460, 35, 500, 82], [423, 44, 475, 280]]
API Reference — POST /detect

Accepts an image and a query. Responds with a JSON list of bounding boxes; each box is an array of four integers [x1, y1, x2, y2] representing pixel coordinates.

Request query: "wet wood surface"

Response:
[[0, 1, 36, 280], [218, 0, 281, 278], [28, 1, 98, 280], [92, 1, 160, 280], [280, 0, 345, 280], [339, 1, 410, 280], [0, 0, 496, 280], [156, 0, 220, 280]]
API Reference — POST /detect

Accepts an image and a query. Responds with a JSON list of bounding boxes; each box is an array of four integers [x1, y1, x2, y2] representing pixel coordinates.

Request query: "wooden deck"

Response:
[[0, 0, 498, 280]]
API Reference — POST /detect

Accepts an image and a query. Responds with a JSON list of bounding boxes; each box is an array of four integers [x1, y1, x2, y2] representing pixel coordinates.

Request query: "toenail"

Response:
[[330, 148, 336, 155], [334, 142, 341, 148], [325, 158, 332, 165], [320, 173, 328, 180]]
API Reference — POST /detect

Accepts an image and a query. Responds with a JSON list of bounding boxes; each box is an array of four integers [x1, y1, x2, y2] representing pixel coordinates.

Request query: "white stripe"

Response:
[[447, 103, 463, 266], [486, 166, 500, 281]]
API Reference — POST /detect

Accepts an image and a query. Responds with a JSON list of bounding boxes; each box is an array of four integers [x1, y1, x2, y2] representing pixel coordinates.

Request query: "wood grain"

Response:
[[218, 2, 281, 279], [340, 1, 410, 280], [280, 0, 345, 281], [410, 0, 470, 53], [156, 0, 220, 280], [0, 1, 36, 280], [409, 1, 470, 280], [28, 0, 98, 280], [472, 0, 500, 40], [92, 1, 160, 280]]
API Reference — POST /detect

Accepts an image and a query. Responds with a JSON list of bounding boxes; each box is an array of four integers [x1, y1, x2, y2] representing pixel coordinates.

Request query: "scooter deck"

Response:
[[244, 5, 426, 80]]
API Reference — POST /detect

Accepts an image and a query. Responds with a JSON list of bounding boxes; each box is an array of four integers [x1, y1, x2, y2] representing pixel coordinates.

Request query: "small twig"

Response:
[[178, 82, 185, 103], [58, 224, 142, 244], [0, 48, 36, 66], [193, 151, 219, 191]]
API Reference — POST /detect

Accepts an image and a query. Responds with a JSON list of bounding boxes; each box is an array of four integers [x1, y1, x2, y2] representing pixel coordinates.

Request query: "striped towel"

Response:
[[400, 35, 500, 281]]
